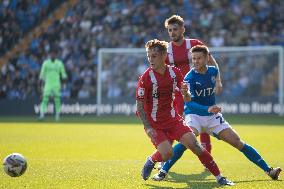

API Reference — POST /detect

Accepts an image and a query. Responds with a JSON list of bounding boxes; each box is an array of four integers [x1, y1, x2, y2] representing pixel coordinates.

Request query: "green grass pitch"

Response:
[[0, 116, 284, 189]]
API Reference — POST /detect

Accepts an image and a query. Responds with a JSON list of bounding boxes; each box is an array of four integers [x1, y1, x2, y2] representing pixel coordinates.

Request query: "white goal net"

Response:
[[97, 46, 284, 116]]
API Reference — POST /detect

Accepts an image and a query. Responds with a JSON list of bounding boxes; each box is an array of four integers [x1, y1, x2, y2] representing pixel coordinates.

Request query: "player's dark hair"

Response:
[[190, 45, 209, 55], [164, 15, 184, 28], [145, 39, 168, 53]]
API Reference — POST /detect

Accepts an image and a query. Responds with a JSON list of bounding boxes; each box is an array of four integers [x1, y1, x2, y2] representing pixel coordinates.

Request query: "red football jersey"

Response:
[[166, 38, 204, 77], [136, 66, 184, 129]]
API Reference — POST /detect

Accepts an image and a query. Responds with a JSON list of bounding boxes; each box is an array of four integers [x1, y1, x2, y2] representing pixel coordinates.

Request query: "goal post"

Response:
[[97, 48, 146, 116], [97, 46, 284, 116], [210, 46, 284, 116]]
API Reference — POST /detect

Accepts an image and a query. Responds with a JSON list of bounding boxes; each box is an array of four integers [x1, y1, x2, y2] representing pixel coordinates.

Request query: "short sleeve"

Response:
[[136, 76, 147, 100], [195, 39, 205, 45]]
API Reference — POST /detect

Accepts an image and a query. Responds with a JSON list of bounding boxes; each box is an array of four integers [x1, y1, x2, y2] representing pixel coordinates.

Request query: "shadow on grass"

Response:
[[144, 170, 220, 189], [144, 169, 283, 189], [233, 179, 283, 184]]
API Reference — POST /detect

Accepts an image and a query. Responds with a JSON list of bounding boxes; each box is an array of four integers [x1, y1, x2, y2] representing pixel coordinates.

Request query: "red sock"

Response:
[[200, 133, 212, 154], [198, 150, 220, 176], [151, 151, 163, 162]]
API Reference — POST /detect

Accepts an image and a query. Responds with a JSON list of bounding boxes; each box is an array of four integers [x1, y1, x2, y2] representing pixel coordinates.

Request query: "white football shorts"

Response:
[[185, 113, 232, 138]]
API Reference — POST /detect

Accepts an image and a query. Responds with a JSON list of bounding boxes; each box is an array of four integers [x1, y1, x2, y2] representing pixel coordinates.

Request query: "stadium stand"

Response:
[[0, 0, 66, 56], [0, 0, 283, 100]]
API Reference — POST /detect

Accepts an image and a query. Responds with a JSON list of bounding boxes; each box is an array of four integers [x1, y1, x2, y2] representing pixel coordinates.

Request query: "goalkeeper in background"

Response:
[[39, 49, 67, 121]]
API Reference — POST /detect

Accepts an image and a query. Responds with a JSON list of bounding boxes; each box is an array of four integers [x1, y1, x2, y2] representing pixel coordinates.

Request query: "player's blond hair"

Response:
[[190, 45, 209, 55], [145, 39, 168, 53], [164, 15, 184, 28]]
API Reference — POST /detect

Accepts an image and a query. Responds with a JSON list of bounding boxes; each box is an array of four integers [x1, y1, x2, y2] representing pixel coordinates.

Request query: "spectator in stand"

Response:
[[0, 0, 283, 101]]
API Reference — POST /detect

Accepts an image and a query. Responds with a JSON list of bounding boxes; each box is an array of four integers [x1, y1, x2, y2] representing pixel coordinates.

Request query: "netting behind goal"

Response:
[[97, 46, 284, 116]]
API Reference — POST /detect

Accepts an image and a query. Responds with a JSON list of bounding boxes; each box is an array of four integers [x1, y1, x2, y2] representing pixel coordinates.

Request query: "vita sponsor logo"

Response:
[[195, 87, 215, 97]]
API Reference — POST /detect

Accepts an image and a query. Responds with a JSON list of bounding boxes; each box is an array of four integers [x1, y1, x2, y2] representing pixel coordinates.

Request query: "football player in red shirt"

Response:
[[136, 39, 233, 185], [165, 15, 222, 154]]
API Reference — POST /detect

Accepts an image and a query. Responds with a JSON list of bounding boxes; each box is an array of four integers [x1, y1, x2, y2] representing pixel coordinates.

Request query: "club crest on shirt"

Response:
[[195, 81, 201, 85], [152, 92, 159, 98], [138, 87, 145, 97], [211, 76, 216, 83]]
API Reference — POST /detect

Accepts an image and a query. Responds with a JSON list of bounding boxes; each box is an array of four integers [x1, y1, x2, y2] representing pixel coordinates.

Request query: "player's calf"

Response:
[[55, 112, 60, 121], [38, 113, 45, 121]]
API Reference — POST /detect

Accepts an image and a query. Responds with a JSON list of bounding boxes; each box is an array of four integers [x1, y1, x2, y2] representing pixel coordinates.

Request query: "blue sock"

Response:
[[241, 143, 270, 172], [162, 143, 187, 173]]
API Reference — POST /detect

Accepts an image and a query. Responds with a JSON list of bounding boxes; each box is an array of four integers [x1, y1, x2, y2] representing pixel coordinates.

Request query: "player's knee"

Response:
[[231, 136, 244, 150], [187, 141, 203, 155], [194, 143, 204, 155]]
